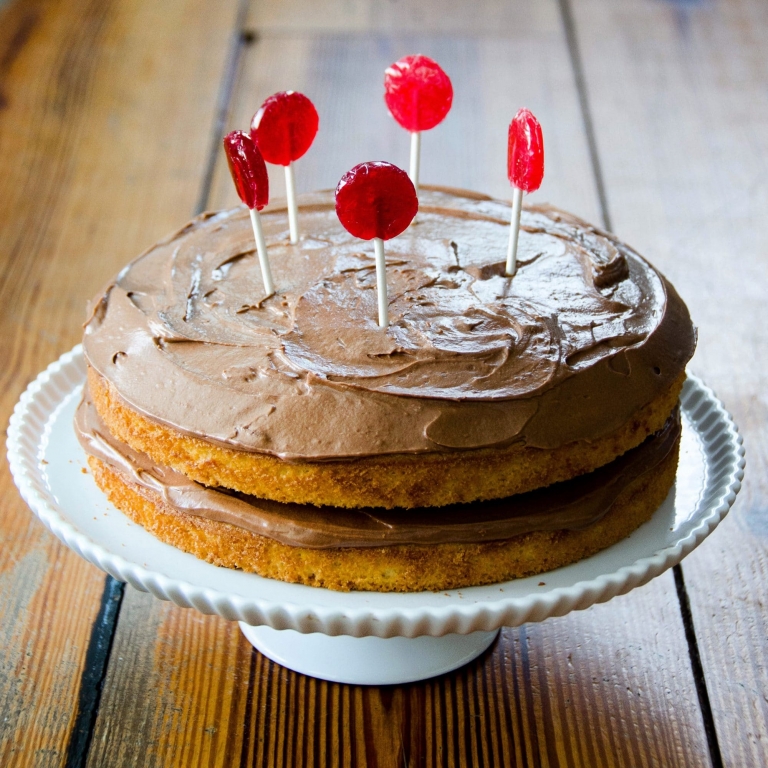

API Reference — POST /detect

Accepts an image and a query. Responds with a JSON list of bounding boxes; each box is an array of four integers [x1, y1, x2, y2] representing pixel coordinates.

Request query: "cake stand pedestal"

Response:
[[7, 347, 745, 686], [239, 624, 499, 684]]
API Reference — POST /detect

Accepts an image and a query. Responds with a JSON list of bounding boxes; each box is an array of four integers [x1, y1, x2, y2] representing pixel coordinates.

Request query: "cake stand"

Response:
[[7, 347, 744, 685]]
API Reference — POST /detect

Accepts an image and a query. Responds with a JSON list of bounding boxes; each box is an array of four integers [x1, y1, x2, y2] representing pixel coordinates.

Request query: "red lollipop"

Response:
[[384, 55, 453, 133], [384, 54, 453, 189], [335, 162, 418, 327], [223, 130, 274, 296], [505, 108, 545, 276], [336, 162, 417, 240], [223, 130, 269, 210], [250, 91, 319, 165], [507, 108, 544, 193], [251, 91, 319, 244]]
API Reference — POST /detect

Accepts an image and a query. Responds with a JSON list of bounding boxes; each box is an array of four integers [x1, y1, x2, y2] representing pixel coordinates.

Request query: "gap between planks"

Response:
[[673, 566, 724, 768]]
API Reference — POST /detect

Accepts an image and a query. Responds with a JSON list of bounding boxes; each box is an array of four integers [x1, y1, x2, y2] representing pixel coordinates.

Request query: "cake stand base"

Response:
[[238, 623, 500, 685]]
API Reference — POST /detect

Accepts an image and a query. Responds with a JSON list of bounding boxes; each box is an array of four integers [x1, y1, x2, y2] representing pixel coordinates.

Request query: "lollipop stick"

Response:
[[249, 208, 275, 297], [506, 186, 523, 276], [284, 162, 299, 244], [373, 237, 388, 328], [409, 131, 421, 190]]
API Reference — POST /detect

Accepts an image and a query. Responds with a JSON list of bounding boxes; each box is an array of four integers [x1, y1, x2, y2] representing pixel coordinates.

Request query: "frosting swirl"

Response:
[[82, 187, 695, 461]]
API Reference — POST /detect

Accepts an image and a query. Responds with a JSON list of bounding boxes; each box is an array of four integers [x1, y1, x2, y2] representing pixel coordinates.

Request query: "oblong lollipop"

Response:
[[506, 108, 544, 276], [223, 130, 274, 297], [335, 161, 418, 328], [384, 54, 453, 190], [251, 91, 319, 244]]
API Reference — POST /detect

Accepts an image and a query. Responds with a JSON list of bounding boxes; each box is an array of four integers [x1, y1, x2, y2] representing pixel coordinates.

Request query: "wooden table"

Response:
[[1, 0, 765, 765]]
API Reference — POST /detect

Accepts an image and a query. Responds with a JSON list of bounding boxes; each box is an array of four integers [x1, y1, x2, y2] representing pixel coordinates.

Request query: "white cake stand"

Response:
[[7, 347, 744, 685]]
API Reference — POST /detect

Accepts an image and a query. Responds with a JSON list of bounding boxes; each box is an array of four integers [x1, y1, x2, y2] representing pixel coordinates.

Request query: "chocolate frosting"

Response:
[[76, 396, 681, 548], [82, 187, 695, 461]]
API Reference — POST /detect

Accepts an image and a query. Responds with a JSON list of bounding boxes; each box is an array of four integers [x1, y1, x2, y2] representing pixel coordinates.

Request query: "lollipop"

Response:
[[506, 108, 544, 276], [335, 162, 418, 327], [384, 55, 453, 190], [223, 130, 274, 297], [251, 91, 319, 244]]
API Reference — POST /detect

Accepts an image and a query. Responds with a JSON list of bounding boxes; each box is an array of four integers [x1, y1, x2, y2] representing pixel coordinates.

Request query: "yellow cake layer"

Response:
[[87, 436, 679, 593], [88, 366, 684, 510]]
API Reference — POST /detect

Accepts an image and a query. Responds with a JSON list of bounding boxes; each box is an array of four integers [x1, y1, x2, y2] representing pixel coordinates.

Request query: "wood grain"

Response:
[[85, 595, 253, 767], [0, 1, 124, 763], [0, 0, 241, 763], [246, 0, 554, 36], [91, 591, 710, 767], [568, 0, 768, 764], [86, 2, 713, 766]]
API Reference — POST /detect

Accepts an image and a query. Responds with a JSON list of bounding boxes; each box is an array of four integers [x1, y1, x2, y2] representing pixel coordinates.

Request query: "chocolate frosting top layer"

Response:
[[82, 187, 695, 461], [76, 396, 681, 548]]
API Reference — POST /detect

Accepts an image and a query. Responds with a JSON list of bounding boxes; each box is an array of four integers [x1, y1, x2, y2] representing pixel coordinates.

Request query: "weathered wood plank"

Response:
[[0, 0, 241, 764], [569, 0, 768, 765], [223, 586, 707, 767], [246, 0, 552, 36], [0, 1, 124, 763], [87, 2, 713, 766], [86, 595, 253, 767]]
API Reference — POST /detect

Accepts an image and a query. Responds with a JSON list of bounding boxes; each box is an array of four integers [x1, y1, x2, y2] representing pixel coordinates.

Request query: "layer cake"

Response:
[[77, 187, 695, 591]]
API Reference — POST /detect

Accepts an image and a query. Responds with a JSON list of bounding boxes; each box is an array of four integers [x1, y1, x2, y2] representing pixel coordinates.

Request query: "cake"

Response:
[[77, 186, 695, 591]]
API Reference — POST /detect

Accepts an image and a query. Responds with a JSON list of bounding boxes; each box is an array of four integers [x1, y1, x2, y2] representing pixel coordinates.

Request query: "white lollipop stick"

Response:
[[249, 208, 275, 297], [373, 237, 388, 328], [284, 162, 299, 244], [409, 131, 421, 190], [506, 186, 523, 276]]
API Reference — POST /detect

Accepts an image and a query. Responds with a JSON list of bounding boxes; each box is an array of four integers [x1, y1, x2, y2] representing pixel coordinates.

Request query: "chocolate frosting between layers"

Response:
[[76, 396, 681, 548], [82, 187, 695, 461]]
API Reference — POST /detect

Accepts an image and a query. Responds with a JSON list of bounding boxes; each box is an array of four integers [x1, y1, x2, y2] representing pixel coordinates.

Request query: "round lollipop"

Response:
[[223, 130, 274, 297], [250, 91, 319, 245], [506, 108, 544, 277], [335, 161, 418, 328], [384, 54, 453, 191]]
